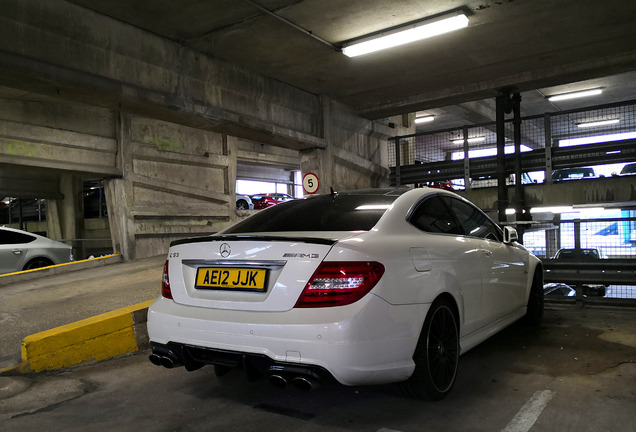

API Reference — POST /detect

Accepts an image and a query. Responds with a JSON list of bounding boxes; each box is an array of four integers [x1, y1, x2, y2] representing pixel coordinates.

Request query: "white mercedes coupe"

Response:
[[147, 187, 543, 400]]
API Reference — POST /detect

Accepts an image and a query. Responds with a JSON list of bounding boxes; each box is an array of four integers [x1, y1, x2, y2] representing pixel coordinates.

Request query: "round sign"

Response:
[[302, 172, 319, 195]]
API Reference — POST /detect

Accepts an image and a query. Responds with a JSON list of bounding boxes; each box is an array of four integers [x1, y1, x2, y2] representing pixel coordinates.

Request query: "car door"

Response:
[[407, 194, 484, 336], [446, 197, 527, 322], [0, 229, 32, 273]]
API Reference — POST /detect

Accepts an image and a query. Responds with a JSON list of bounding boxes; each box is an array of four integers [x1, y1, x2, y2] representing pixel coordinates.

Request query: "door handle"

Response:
[[12, 250, 23, 255], [480, 249, 493, 257]]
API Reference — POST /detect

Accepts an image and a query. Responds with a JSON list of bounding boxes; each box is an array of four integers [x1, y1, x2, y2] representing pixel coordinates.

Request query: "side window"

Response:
[[408, 195, 462, 235], [447, 197, 502, 241], [0, 230, 35, 245]]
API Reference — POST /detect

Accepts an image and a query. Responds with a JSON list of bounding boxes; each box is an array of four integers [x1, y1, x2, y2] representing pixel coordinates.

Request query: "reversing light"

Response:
[[161, 260, 173, 299], [295, 261, 385, 308]]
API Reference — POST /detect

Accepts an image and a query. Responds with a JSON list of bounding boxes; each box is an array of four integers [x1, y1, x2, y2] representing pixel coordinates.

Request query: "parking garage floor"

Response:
[[0, 255, 164, 370], [1, 261, 635, 431]]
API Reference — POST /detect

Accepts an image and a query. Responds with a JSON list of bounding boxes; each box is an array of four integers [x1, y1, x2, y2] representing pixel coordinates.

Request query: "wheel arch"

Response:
[[22, 255, 55, 270], [431, 292, 461, 330], [526, 258, 544, 303]]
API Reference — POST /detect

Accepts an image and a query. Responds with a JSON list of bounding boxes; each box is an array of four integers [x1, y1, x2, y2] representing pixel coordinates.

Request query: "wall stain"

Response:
[[7, 141, 35, 157], [147, 136, 181, 152]]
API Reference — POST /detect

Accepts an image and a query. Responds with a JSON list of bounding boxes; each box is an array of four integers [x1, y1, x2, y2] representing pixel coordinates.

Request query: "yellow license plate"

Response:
[[195, 267, 267, 291]]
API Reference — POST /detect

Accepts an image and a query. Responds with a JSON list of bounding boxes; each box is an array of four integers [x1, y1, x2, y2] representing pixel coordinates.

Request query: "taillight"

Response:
[[295, 261, 385, 308], [161, 260, 173, 299]]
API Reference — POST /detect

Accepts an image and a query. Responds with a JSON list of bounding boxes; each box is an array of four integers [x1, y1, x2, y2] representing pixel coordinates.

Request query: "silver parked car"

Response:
[[235, 194, 254, 210], [0, 227, 74, 274]]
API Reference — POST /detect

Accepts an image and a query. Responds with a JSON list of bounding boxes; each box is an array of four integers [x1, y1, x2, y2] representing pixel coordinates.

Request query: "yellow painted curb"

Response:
[[20, 299, 154, 373]]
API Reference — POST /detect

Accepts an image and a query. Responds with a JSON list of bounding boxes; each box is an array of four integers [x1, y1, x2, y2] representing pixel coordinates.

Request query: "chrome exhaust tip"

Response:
[[268, 374, 288, 388], [160, 356, 176, 368], [149, 354, 163, 366], [291, 376, 317, 391]]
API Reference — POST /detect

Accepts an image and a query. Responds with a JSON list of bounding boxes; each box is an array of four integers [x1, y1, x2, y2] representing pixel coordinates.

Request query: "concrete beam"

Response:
[[460, 176, 636, 212], [0, 0, 327, 151], [360, 51, 636, 119]]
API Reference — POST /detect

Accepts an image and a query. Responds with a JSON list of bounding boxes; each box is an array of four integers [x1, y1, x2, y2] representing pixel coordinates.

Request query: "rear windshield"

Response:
[[223, 192, 402, 233]]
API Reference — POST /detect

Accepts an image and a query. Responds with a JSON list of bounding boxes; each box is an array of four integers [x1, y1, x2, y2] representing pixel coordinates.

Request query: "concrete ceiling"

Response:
[[42, 0, 636, 128]]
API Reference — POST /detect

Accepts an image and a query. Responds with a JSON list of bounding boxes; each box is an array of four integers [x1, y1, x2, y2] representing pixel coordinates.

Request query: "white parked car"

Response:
[[235, 194, 254, 210], [0, 226, 74, 274], [148, 187, 543, 400]]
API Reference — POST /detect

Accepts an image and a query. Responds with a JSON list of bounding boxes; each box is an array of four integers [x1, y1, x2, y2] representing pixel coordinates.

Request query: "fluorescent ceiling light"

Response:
[[530, 206, 574, 214], [576, 119, 620, 128], [415, 115, 435, 124], [452, 144, 532, 160], [547, 88, 602, 102], [559, 131, 636, 147], [342, 12, 469, 57], [451, 136, 486, 145]]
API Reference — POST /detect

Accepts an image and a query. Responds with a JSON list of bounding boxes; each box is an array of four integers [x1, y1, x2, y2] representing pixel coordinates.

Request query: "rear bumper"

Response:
[[147, 295, 430, 386], [150, 341, 337, 388]]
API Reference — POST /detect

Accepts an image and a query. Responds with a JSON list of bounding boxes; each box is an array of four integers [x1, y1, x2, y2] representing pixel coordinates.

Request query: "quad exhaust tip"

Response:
[[291, 376, 317, 391], [149, 352, 182, 369], [150, 348, 322, 391], [267, 374, 318, 391], [268, 374, 287, 388]]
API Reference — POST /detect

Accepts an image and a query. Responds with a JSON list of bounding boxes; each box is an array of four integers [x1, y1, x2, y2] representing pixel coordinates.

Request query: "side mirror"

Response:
[[503, 226, 518, 244]]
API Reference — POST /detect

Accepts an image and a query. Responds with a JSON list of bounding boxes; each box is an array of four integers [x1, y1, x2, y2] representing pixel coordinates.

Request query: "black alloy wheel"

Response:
[[523, 270, 544, 326], [23, 258, 54, 271], [402, 298, 459, 400]]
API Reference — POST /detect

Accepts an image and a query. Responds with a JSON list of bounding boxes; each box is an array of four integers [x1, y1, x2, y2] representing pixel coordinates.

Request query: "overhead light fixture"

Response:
[[415, 115, 435, 124], [547, 88, 603, 102], [559, 131, 636, 147], [576, 119, 620, 128], [341, 11, 469, 57], [452, 144, 532, 160], [530, 206, 574, 214], [451, 136, 486, 145]]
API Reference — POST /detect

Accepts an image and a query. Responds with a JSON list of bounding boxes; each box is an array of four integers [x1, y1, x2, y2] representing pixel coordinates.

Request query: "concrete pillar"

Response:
[[104, 178, 135, 261], [496, 92, 512, 223], [299, 147, 333, 195], [106, 112, 135, 261], [46, 174, 83, 258], [545, 228, 560, 259]]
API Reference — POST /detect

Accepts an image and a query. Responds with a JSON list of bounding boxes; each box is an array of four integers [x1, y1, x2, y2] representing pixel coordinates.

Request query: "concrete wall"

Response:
[[0, 98, 119, 177], [300, 99, 397, 194], [0, 1, 414, 261], [0, 0, 326, 151], [105, 113, 236, 260]]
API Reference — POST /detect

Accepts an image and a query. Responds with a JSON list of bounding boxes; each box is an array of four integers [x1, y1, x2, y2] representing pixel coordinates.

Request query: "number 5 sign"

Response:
[[302, 172, 319, 195]]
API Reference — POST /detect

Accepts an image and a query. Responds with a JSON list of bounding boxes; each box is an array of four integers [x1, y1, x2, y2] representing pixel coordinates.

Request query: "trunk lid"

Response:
[[166, 233, 350, 312]]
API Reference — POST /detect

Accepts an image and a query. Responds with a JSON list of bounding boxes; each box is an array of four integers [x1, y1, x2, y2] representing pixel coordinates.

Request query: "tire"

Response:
[[523, 270, 544, 326], [236, 200, 248, 210], [401, 298, 459, 401], [23, 258, 54, 271]]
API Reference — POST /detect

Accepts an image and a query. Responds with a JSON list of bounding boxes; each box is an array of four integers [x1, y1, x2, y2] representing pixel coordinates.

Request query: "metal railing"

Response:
[[390, 99, 636, 188], [516, 216, 636, 304]]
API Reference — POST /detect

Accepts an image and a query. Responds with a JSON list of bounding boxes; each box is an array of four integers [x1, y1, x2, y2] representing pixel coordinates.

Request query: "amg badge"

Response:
[[283, 253, 319, 258]]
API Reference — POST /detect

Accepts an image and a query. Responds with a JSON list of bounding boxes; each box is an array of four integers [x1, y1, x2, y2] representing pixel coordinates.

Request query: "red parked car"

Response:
[[423, 181, 455, 191], [250, 193, 294, 210]]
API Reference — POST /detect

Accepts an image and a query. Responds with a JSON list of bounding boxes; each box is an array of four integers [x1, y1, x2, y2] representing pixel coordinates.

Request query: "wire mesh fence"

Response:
[[520, 216, 636, 300], [390, 99, 636, 188]]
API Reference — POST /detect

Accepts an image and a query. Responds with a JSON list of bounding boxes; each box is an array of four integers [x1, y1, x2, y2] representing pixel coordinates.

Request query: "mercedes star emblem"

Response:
[[219, 243, 231, 258]]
